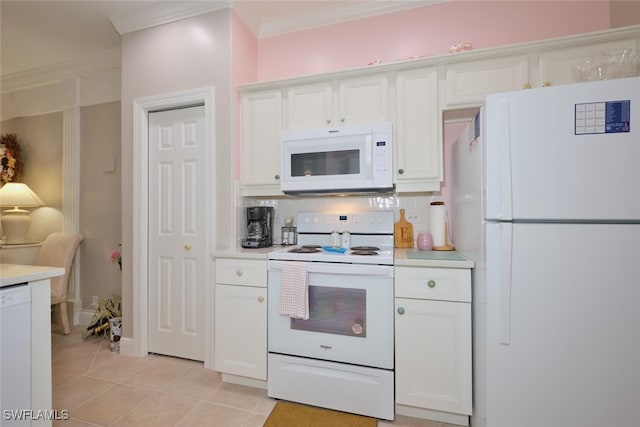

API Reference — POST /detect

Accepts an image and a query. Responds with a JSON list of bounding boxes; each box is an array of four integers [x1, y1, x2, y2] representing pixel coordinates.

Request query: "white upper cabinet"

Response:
[[240, 89, 284, 197], [286, 74, 389, 129], [445, 54, 529, 107], [394, 67, 442, 192], [238, 26, 640, 197], [286, 82, 333, 129], [538, 38, 638, 87], [337, 75, 389, 125]]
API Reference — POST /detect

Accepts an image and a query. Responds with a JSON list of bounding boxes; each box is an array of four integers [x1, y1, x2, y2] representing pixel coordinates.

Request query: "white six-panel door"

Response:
[[148, 106, 205, 361]]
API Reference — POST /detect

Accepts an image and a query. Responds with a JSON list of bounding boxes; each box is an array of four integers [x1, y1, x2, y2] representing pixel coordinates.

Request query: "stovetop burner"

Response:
[[352, 250, 378, 256], [350, 246, 380, 251], [289, 247, 322, 253]]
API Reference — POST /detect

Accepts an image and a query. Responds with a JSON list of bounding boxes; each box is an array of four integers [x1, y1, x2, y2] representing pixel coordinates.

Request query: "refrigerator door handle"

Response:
[[499, 222, 513, 345], [497, 99, 513, 221]]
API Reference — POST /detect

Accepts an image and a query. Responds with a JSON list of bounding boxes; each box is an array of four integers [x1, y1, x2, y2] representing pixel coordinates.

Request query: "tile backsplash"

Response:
[[239, 192, 443, 246]]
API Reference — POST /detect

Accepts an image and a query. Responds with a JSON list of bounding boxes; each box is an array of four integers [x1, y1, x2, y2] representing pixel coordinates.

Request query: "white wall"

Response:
[[120, 9, 234, 339]]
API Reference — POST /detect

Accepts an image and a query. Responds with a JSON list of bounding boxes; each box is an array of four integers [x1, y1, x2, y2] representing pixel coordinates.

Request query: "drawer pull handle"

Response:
[[427, 280, 436, 288], [257, 296, 264, 303], [397, 307, 405, 315], [184, 244, 191, 250], [236, 270, 243, 277]]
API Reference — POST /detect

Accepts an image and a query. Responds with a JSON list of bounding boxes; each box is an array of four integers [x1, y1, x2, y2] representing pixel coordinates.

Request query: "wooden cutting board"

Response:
[[394, 208, 414, 248]]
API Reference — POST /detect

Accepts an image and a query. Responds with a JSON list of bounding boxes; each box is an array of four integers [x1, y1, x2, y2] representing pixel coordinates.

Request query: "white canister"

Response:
[[430, 201, 446, 248]]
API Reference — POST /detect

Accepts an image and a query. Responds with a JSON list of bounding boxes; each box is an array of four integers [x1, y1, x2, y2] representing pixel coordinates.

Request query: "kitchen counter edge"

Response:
[[0, 263, 65, 287], [394, 249, 475, 269], [213, 247, 275, 260], [212, 247, 475, 268]]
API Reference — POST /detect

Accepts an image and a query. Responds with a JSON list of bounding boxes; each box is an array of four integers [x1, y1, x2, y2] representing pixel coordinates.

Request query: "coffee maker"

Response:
[[241, 206, 274, 248]]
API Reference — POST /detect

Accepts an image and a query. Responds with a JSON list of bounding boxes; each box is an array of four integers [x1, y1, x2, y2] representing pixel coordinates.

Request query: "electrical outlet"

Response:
[[404, 211, 420, 223]]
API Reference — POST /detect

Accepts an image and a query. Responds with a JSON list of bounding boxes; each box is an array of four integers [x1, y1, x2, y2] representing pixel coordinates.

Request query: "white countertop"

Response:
[[0, 263, 65, 288], [213, 246, 475, 269], [394, 248, 475, 268]]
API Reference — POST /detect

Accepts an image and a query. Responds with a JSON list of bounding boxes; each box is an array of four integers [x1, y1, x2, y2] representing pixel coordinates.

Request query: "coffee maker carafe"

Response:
[[241, 207, 273, 248]]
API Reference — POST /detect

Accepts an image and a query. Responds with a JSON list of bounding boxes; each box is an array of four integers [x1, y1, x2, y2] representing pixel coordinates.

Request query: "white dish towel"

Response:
[[279, 262, 309, 320]]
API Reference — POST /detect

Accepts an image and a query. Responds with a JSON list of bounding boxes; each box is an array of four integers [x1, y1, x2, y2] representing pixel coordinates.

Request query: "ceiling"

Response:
[[0, 0, 440, 79]]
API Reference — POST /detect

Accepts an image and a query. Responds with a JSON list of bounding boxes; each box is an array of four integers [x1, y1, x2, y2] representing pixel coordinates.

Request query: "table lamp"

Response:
[[0, 182, 46, 244]]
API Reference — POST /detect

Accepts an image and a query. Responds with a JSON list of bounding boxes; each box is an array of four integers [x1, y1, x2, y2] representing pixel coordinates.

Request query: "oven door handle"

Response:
[[268, 261, 394, 277]]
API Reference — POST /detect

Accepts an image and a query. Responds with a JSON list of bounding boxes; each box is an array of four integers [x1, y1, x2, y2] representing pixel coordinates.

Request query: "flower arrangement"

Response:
[[0, 133, 23, 184], [110, 244, 122, 270]]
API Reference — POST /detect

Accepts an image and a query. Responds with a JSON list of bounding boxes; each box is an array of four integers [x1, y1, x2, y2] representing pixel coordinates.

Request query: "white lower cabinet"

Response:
[[395, 266, 472, 421], [214, 258, 267, 380]]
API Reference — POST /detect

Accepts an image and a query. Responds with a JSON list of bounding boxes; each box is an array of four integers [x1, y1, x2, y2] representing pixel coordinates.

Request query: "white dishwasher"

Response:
[[1, 283, 31, 426]]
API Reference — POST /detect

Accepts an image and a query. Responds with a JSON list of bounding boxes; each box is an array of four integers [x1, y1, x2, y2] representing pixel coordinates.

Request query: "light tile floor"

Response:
[[52, 329, 460, 427]]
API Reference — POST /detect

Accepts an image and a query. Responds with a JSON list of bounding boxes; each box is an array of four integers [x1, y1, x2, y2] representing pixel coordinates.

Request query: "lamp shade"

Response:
[[0, 183, 46, 244], [0, 182, 45, 208]]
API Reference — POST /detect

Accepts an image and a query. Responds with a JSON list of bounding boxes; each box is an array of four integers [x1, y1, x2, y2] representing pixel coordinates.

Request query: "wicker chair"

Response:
[[34, 232, 84, 335]]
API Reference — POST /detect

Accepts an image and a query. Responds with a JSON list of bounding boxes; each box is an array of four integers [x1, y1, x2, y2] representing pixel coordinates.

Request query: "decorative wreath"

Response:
[[0, 133, 23, 184]]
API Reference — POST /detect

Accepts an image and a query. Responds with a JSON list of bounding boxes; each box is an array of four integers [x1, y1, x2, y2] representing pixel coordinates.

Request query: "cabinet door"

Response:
[[538, 38, 638, 87], [395, 298, 472, 415], [287, 82, 333, 129], [214, 284, 267, 380], [240, 90, 283, 196], [445, 55, 529, 107], [338, 74, 389, 125], [395, 67, 441, 192]]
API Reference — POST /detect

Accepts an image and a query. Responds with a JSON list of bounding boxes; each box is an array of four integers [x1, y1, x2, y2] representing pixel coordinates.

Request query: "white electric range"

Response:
[[267, 210, 396, 420]]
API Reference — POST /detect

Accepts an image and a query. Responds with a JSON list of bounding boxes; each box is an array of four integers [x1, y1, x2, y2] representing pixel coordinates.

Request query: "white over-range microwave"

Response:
[[280, 122, 393, 194]]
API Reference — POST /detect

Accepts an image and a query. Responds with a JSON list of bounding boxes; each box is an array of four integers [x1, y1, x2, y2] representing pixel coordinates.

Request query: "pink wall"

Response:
[[234, 1, 612, 181], [257, 1, 610, 81]]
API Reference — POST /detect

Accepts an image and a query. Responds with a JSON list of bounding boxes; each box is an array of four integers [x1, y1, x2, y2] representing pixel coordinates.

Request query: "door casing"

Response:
[[128, 87, 216, 368]]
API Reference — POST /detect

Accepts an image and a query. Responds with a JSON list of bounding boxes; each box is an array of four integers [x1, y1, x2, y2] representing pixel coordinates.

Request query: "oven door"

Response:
[[267, 261, 394, 369]]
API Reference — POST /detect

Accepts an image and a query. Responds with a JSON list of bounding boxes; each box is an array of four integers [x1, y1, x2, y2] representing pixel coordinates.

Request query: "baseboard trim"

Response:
[[221, 373, 267, 390], [75, 308, 95, 326], [119, 337, 136, 356], [395, 404, 469, 426]]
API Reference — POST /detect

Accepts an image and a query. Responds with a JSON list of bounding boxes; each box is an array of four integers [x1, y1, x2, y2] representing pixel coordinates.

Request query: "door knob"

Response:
[[184, 244, 191, 250]]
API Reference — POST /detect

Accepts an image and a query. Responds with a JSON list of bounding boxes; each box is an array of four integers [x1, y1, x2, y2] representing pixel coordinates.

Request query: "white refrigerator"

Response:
[[451, 76, 640, 427]]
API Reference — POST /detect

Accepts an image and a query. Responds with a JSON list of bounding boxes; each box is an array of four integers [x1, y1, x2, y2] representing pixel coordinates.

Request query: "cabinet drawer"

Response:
[[395, 267, 471, 302], [215, 258, 267, 287]]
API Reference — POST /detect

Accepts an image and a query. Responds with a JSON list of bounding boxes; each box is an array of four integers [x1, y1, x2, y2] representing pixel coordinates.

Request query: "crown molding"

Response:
[[109, 1, 232, 35], [1, 48, 121, 93], [257, 1, 446, 39]]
